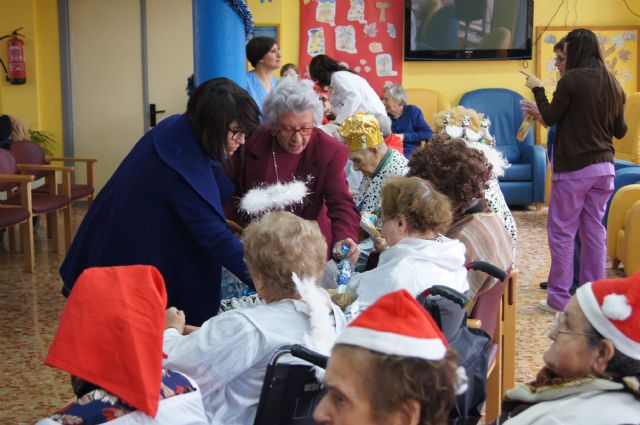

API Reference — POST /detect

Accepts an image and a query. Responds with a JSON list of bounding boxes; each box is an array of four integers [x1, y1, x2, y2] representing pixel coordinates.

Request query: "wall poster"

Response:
[[299, 0, 403, 93]]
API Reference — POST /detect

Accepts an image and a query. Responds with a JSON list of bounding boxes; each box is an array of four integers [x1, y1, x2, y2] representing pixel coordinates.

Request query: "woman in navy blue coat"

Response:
[[60, 78, 260, 325]]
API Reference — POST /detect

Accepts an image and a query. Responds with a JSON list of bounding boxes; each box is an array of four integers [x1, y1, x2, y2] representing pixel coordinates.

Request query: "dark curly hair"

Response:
[[407, 135, 493, 219]]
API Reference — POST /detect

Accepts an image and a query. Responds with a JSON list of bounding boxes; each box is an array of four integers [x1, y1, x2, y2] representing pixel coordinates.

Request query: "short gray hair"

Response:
[[367, 112, 392, 137], [384, 83, 407, 105], [262, 77, 323, 126]]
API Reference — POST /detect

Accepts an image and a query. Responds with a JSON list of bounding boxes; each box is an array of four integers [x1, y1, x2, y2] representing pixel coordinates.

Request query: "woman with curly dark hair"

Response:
[[407, 136, 514, 294], [407, 135, 492, 219]]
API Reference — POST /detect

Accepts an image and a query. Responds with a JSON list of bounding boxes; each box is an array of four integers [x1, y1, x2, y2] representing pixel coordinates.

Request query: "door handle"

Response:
[[149, 103, 166, 127]]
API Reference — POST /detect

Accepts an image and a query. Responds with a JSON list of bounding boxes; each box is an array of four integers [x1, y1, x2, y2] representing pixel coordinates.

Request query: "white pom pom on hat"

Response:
[[576, 273, 640, 360], [602, 293, 633, 321]]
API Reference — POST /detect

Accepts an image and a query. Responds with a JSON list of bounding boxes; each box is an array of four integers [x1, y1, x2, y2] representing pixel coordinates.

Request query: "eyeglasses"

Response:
[[554, 56, 566, 63], [277, 125, 314, 139], [229, 128, 248, 141], [552, 312, 597, 338]]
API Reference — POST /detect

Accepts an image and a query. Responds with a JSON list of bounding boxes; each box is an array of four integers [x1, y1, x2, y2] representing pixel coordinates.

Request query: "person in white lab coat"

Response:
[[309, 54, 386, 125], [347, 176, 469, 313], [163, 211, 346, 425], [37, 266, 209, 425]]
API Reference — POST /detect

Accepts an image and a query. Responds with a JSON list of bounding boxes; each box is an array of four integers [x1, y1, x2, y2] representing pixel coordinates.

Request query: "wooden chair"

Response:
[[0, 148, 74, 252], [0, 161, 35, 272], [467, 267, 518, 423], [10, 139, 97, 206]]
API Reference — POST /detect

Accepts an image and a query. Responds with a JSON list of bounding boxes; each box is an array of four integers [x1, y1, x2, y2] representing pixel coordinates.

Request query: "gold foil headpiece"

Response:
[[339, 114, 384, 152]]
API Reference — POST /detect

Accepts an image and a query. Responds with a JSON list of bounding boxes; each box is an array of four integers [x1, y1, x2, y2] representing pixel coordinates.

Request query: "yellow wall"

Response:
[[253, 0, 640, 103], [0, 0, 62, 156]]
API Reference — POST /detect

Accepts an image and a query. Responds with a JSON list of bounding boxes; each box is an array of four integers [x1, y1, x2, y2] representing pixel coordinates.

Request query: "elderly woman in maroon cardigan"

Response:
[[225, 77, 360, 260]]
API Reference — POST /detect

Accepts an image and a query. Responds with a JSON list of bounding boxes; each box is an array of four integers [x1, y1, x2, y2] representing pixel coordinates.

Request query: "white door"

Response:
[[145, 0, 193, 129], [68, 0, 193, 192], [68, 0, 144, 192]]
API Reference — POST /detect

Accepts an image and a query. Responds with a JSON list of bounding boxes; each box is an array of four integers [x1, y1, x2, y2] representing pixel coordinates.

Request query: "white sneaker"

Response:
[[538, 300, 561, 314]]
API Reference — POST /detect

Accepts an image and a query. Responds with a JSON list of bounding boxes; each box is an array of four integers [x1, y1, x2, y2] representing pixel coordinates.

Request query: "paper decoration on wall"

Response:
[[387, 23, 396, 38], [347, 0, 366, 24], [375, 2, 391, 22], [317, 0, 336, 27], [299, 0, 403, 92], [308, 28, 326, 56], [363, 22, 378, 37], [335, 25, 357, 54], [376, 53, 397, 76], [369, 42, 383, 53]]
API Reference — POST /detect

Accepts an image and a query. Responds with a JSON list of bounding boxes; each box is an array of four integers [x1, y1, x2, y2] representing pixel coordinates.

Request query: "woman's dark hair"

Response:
[[309, 54, 354, 88], [585, 322, 640, 384], [187, 77, 260, 160], [564, 28, 625, 124], [553, 37, 566, 52], [407, 135, 493, 219], [280, 63, 299, 77], [246, 36, 277, 68]]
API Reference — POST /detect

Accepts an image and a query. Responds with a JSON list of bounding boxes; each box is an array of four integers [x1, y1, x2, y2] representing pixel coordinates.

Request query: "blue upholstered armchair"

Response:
[[460, 88, 546, 206]]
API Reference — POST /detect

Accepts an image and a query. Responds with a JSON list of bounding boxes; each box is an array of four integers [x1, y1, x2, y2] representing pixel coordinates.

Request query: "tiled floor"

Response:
[[0, 205, 620, 424]]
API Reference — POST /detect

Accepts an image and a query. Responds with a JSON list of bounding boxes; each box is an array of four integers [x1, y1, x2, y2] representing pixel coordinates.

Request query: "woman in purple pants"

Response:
[[521, 28, 627, 312]]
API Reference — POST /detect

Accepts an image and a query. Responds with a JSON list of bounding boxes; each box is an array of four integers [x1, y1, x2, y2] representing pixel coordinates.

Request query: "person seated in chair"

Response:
[[382, 83, 433, 158], [162, 212, 346, 425], [408, 136, 513, 295], [337, 176, 469, 314], [341, 114, 408, 215], [314, 289, 462, 425], [37, 265, 208, 425], [494, 273, 640, 424]]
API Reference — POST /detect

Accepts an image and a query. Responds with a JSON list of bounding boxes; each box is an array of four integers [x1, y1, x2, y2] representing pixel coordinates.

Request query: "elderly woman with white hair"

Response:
[[226, 77, 360, 260], [382, 83, 433, 158]]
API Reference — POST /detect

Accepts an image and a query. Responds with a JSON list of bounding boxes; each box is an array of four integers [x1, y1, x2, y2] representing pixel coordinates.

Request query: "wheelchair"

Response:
[[253, 344, 328, 425]]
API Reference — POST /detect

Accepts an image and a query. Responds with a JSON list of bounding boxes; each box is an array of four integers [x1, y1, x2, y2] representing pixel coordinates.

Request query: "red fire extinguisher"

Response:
[[0, 28, 26, 85]]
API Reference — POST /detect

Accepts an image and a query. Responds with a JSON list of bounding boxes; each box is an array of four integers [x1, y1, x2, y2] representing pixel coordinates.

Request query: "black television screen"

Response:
[[405, 0, 533, 61]]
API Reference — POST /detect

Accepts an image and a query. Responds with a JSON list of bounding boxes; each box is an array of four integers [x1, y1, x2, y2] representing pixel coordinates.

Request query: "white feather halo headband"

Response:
[[239, 180, 309, 216]]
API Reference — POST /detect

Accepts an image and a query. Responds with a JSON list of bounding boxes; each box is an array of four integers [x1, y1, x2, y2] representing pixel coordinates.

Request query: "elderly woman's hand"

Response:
[[334, 238, 360, 265], [373, 237, 389, 253], [165, 307, 186, 334]]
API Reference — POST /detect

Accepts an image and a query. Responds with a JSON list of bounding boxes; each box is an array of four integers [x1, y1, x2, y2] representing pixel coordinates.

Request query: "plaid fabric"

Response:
[[446, 212, 514, 295]]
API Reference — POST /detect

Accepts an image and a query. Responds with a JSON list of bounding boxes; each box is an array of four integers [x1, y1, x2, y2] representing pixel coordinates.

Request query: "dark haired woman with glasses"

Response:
[[60, 78, 260, 326], [521, 28, 627, 314], [226, 77, 360, 261]]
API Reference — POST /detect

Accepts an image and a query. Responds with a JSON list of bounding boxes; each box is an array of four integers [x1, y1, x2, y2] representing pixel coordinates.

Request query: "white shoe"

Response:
[[538, 300, 561, 314]]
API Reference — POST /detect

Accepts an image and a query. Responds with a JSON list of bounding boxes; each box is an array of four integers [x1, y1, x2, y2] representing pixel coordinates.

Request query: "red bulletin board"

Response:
[[299, 0, 403, 93]]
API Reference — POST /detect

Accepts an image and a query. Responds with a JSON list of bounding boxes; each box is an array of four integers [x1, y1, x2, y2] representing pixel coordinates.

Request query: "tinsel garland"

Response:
[[224, 0, 254, 40]]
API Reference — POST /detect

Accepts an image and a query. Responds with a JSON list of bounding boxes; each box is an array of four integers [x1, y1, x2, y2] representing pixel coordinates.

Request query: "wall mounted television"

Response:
[[405, 0, 533, 61]]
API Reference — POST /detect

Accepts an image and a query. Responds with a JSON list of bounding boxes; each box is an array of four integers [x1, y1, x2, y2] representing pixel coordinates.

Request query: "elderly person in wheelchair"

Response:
[[162, 212, 346, 425], [328, 176, 469, 315], [314, 289, 461, 425], [494, 274, 640, 424]]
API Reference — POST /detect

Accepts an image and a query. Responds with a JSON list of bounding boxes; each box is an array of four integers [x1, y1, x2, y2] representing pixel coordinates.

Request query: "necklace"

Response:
[[272, 143, 280, 182]]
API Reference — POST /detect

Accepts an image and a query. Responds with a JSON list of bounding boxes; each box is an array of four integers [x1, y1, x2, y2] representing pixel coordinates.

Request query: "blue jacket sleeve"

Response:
[[164, 169, 254, 289], [401, 105, 433, 143]]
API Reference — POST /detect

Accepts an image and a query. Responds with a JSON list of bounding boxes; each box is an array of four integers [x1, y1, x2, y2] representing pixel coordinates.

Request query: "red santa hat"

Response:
[[576, 273, 640, 360], [336, 289, 448, 360], [45, 265, 168, 417]]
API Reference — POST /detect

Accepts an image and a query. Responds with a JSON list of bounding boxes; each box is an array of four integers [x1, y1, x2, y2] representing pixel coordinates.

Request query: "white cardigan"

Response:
[[163, 297, 345, 425], [349, 236, 469, 313]]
